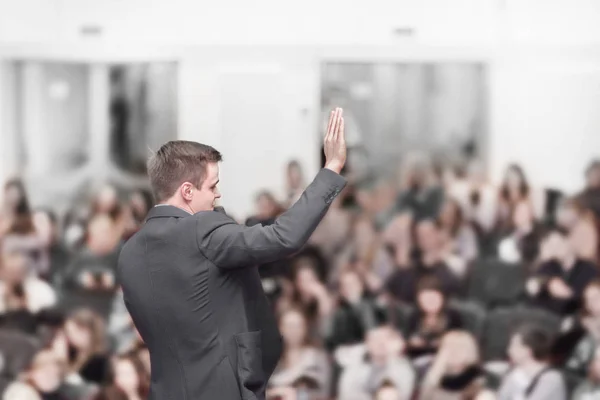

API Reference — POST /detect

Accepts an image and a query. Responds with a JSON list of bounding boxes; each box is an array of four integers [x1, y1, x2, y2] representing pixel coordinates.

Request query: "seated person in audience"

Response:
[[278, 256, 333, 334], [324, 268, 384, 352], [58, 215, 120, 319], [565, 279, 600, 378], [268, 308, 331, 399], [381, 212, 413, 267], [495, 164, 532, 236], [496, 201, 539, 266], [128, 189, 153, 228], [63, 308, 111, 386], [527, 227, 598, 316], [0, 251, 56, 332], [572, 345, 600, 400], [497, 323, 567, 400], [419, 330, 495, 400], [405, 276, 463, 359], [337, 325, 415, 400], [395, 158, 445, 222], [94, 351, 149, 400], [556, 197, 599, 264], [33, 209, 71, 285], [438, 198, 479, 266], [386, 219, 461, 304], [577, 159, 600, 221], [1, 194, 49, 278], [448, 159, 498, 237], [2, 348, 66, 400], [0, 179, 28, 237]]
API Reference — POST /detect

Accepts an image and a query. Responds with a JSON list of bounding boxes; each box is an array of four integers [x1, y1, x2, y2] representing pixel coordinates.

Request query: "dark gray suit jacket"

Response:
[[118, 168, 346, 400]]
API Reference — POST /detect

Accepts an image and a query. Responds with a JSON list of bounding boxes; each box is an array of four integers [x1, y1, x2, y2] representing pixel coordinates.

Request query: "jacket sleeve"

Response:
[[196, 168, 347, 269]]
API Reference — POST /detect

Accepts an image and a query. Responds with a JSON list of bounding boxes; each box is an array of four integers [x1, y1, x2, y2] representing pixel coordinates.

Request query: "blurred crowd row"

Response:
[[1, 154, 600, 400]]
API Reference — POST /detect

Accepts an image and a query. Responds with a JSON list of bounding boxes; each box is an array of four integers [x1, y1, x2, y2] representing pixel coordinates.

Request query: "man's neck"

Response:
[[158, 202, 193, 215]]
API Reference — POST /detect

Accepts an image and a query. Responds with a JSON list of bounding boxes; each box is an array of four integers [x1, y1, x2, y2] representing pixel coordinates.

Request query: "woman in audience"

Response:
[[556, 197, 600, 264], [128, 189, 153, 227], [284, 160, 306, 208], [449, 160, 498, 237], [33, 209, 71, 285], [497, 200, 539, 266], [420, 330, 494, 400], [527, 227, 598, 316], [405, 276, 463, 359], [90, 184, 121, 221], [577, 159, 600, 220], [496, 164, 532, 234], [2, 348, 66, 400], [58, 215, 120, 319], [0, 251, 56, 332], [278, 257, 333, 339], [63, 308, 110, 386], [0, 179, 28, 237], [438, 199, 479, 276], [90, 184, 132, 243], [94, 352, 149, 400], [1, 182, 49, 277], [268, 308, 330, 399], [573, 345, 600, 399]]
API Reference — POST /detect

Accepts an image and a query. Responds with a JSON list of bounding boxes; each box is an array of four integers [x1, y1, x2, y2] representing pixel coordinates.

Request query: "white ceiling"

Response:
[[0, 0, 599, 46]]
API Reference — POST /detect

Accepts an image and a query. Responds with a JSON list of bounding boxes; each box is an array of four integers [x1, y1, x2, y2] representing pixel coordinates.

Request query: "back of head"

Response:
[[147, 141, 222, 202], [513, 323, 554, 363]]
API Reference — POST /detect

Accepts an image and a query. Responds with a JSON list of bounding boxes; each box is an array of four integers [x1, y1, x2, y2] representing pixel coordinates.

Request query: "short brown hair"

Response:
[[147, 141, 222, 202]]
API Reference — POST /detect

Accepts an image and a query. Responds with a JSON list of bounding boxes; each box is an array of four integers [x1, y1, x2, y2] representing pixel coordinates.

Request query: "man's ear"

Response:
[[181, 183, 194, 200]]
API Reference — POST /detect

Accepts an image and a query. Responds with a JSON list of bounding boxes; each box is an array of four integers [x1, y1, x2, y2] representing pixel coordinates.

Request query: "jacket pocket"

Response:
[[234, 330, 265, 400]]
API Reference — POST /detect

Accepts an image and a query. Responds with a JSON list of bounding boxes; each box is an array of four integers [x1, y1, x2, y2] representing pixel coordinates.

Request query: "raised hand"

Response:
[[323, 107, 347, 174]]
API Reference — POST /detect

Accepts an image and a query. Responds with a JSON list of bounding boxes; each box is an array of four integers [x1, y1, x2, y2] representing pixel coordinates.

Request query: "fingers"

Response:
[[325, 107, 343, 144], [325, 110, 334, 142], [330, 108, 340, 142], [335, 115, 345, 142]]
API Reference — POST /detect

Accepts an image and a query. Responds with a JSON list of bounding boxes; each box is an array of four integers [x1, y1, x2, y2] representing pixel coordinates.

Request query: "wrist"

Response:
[[324, 162, 343, 175]]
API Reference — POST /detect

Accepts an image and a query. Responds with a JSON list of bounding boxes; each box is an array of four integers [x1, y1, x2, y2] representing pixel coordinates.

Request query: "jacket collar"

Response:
[[145, 205, 192, 221]]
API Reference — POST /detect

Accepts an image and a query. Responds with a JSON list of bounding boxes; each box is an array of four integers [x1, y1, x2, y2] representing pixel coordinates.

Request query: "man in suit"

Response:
[[118, 108, 347, 400]]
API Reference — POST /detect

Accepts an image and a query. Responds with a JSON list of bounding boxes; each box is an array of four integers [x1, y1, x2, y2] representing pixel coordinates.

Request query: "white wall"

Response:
[[489, 47, 600, 193], [0, 61, 20, 186]]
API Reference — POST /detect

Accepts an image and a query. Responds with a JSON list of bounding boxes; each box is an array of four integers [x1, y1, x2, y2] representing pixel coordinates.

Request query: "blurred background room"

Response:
[[1, 0, 600, 399]]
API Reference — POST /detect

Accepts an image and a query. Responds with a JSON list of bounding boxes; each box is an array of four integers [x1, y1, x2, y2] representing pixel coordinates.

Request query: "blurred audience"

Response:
[[2, 152, 600, 400]]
